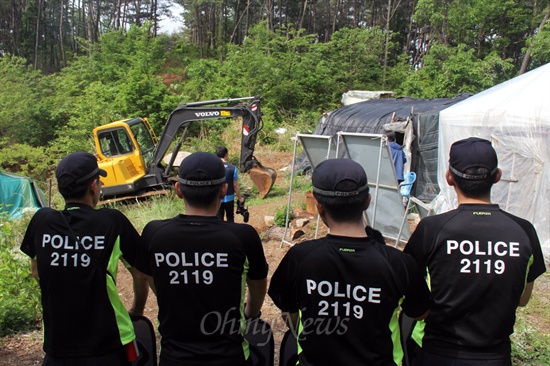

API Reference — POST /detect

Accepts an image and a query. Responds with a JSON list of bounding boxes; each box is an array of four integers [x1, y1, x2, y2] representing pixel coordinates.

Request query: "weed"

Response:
[[115, 194, 187, 232], [0, 214, 41, 336], [511, 276, 550, 365], [274, 205, 293, 227], [511, 315, 550, 364]]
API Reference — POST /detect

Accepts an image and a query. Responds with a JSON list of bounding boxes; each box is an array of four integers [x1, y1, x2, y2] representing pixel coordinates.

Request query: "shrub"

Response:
[[274, 205, 292, 227], [0, 144, 55, 180], [511, 291, 550, 365], [0, 215, 42, 336]]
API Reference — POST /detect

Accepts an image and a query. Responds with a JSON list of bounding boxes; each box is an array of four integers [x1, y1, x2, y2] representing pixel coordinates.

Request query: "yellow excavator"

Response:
[[92, 96, 277, 202]]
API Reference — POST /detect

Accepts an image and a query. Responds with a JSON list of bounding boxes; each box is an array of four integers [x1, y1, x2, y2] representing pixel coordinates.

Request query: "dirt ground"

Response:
[[1, 151, 549, 365]]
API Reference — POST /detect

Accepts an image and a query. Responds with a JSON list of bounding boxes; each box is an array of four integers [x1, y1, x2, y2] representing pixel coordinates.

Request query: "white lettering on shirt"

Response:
[[446, 240, 520, 257], [305, 279, 382, 320], [446, 240, 520, 275], [154, 252, 229, 286], [42, 234, 105, 250], [154, 252, 229, 268]]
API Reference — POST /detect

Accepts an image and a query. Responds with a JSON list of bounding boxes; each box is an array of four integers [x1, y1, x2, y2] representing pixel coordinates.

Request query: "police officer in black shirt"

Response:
[[269, 158, 432, 366], [21, 152, 149, 366], [404, 137, 546, 365], [136, 152, 268, 366]]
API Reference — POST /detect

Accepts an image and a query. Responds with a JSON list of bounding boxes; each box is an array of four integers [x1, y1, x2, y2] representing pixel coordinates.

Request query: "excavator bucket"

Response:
[[248, 162, 277, 199]]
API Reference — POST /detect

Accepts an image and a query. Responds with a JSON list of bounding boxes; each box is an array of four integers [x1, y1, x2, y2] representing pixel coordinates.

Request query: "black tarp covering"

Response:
[[298, 94, 471, 201]]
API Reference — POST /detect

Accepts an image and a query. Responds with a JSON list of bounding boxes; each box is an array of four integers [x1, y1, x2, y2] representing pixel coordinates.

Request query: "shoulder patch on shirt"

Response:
[[339, 247, 356, 253], [473, 211, 491, 216]]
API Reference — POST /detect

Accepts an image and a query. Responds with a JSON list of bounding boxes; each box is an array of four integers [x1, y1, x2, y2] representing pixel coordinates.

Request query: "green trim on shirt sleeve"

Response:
[[391, 300, 404, 365], [297, 309, 304, 358], [240, 256, 250, 361], [105, 235, 135, 346], [412, 270, 431, 347], [521, 254, 535, 296]]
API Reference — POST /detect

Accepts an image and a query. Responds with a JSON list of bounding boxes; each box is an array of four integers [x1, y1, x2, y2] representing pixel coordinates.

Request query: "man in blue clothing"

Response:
[[386, 131, 407, 183], [216, 146, 245, 222]]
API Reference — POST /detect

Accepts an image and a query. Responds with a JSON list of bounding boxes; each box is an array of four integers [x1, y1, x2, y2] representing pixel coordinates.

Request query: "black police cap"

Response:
[[56, 152, 107, 196], [312, 158, 369, 197], [178, 152, 226, 186], [449, 137, 498, 180]]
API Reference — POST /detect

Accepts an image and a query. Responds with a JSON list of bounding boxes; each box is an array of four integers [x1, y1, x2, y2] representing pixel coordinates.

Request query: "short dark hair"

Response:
[[313, 181, 369, 223], [385, 131, 396, 142], [178, 171, 224, 206], [216, 146, 228, 158], [450, 167, 497, 198]]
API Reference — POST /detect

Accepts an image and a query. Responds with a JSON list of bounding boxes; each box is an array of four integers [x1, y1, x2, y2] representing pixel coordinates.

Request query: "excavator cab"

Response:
[[93, 117, 159, 196]]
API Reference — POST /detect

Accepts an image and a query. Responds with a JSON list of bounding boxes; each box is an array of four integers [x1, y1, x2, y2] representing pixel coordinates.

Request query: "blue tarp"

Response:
[[0, 172, 47, 219]]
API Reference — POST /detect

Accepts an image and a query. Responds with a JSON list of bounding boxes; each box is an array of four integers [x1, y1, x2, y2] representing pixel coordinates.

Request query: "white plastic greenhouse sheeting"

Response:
[[341, 90, 394, 105], [438, 62, 550, 258]]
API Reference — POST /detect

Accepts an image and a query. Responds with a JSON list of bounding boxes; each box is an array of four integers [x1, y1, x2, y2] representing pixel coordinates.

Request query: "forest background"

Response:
[[2, 0, 550, 178]]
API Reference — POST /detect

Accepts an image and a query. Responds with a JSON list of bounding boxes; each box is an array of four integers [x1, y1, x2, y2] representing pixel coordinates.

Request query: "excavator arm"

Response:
[[149, 96, 276, 198]]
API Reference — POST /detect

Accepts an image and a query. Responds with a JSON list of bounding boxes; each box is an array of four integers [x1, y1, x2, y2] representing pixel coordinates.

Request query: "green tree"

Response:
[[523, 18, 550, 70], [47, 24, 178, 153], [318, 27, 387, 93], [0, 55, 59, 147], [49, 81, 119, 156], [413, 0, 534, 67], [399, 43, 514, 98]]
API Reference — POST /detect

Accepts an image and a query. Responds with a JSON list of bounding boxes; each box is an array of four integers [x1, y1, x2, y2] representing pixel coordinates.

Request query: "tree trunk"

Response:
[[152, 0, 158, 36], [71, 0, 77, 53], [114, 0, 121, 30], [405, 0, 417, 55], [383, 0, 392, 87], [95, 0, 100, 38], [353, 0, 360, 28], [266, 0, 274, 31], [331, 0, 340, 35], [34, 0, 42, 69], [266, 226, 305, 242], [520, 10, 550, 75], [231, 0, 241, 43], [298, 0, 308, 31], [245, 0, 252, 38], [122, 0, 128, 29], [196, 6, 202, 57], [59, 0, 66, 68], [86, 0, 96, 49]]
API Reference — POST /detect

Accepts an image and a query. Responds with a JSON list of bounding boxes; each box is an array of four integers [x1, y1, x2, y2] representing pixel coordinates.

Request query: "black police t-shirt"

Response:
[[136, 215, 268, 366], [404, 204, 546, 359], [20, 203, 141, 358], [269, 234, 432, 366]]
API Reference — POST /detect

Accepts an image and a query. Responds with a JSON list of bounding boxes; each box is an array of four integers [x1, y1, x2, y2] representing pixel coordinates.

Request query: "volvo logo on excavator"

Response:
[[194, 111, 220, 117]]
